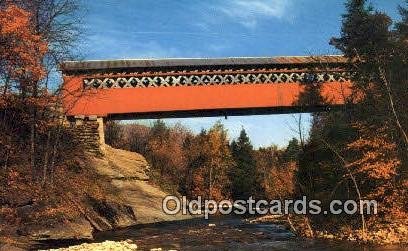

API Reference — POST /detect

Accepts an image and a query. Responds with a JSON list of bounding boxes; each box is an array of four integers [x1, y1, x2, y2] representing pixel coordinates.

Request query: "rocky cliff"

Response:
[[21, 145, 190, 242]]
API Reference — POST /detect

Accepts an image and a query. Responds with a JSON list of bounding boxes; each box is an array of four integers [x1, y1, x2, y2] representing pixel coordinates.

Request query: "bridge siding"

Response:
[[62, 75, 352, 119]]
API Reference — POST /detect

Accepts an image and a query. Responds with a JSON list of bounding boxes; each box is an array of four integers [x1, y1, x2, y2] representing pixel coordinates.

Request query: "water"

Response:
[[34, 216, 407, 250], [88, 216, 406, 251]]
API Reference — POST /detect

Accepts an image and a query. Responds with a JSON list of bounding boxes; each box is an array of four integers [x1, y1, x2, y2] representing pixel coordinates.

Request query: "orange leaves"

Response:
[[0, 4, 30, 34], [191, 169, 205, 198], [255, 146, 297, 200], [347, 125, 400, 180], [345, 123, 405, 218], [0, 3, 48, 87], [188, 122, 234, 201]]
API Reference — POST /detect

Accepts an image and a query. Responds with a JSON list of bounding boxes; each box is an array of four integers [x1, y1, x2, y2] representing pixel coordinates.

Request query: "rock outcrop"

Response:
[[22, 145, 189, 242], [90, 145, 189, 225]]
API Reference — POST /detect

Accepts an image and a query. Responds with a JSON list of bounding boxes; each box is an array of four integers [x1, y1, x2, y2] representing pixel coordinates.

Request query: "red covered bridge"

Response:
[[61, 55, 352, 120]]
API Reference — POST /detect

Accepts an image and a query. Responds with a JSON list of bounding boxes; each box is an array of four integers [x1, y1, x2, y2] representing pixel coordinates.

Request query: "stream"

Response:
[[38, 216, 407, 251]]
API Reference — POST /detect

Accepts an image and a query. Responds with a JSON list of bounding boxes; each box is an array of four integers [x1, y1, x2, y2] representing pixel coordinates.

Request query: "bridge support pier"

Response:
[[69, 115, 106, 155]]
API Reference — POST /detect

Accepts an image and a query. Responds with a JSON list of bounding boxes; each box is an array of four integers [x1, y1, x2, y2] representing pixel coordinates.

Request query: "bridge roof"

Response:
[[61, 55, 347, 73]]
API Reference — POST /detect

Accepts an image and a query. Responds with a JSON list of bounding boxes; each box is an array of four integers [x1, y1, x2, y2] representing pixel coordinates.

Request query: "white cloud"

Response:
[[216, 0, 293, 28]]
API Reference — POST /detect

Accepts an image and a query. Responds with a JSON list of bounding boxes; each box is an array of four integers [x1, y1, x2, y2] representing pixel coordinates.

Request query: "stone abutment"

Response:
[[67, 115, 105, 155]]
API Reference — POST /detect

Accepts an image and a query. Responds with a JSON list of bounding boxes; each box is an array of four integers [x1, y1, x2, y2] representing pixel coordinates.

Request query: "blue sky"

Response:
[[79, 0, 403, 148]]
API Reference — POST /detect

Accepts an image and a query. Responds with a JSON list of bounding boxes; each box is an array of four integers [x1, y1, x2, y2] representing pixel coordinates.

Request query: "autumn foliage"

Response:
[[0, 1, 112, 243], [106, 120, 300, 205], [1, 0, 407, 246], [0, 3, 47, 95], [294, 0, 408, 238]]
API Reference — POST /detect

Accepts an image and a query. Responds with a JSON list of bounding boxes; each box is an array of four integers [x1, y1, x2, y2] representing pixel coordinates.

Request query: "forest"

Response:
[[0, 0, 407, 247], [105, 0, 408, 240]]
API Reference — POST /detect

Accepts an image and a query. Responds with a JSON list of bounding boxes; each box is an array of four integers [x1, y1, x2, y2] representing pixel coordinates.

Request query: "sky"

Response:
[[79, 0, 403, 148]]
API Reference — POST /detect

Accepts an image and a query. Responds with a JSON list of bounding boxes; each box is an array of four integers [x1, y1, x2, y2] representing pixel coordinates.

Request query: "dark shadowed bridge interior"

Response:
[[61, 55, 352, 120]]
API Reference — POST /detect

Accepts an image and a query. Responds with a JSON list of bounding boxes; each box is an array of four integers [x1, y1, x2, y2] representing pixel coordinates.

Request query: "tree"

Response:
[[104, 121, 123, 148], [0, 2, 49, 180], [230, 128, 258, 200], [145, 120, 189, 193], [13, 0, 82, 87], [0, 3, 47, 95], [396, 1, 408, 39], [331, 0, 408, 150], [0, 1, 122, 239], [283, 138, 301, 162], [121, 124, 150, 153], [295, 0, 408, 234], [255, 145, 296, 200], [0, 0, 82, 183], [330, 0, 408, 217], [187, 122, 234, 201]]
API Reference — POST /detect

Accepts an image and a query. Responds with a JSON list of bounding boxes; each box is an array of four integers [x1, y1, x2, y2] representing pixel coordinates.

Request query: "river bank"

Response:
[[249, 215, 408, 246], [316, 221, 408, 245]]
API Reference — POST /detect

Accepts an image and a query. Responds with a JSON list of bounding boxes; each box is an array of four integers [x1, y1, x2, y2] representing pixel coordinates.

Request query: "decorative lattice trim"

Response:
[[83, 68, 351, 89]]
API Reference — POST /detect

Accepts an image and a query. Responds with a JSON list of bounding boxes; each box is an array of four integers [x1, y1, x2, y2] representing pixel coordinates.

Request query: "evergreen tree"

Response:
[[332, 0, 408, 183], [283, 138, 301, 162], [297, 0, 408, 231], [150, 120, 169, 141], [230, 128, 258, 200]]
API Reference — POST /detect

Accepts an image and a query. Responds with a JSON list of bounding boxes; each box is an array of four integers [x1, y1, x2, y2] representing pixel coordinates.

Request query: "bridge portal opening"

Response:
[[104, 113, 314, 151]]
